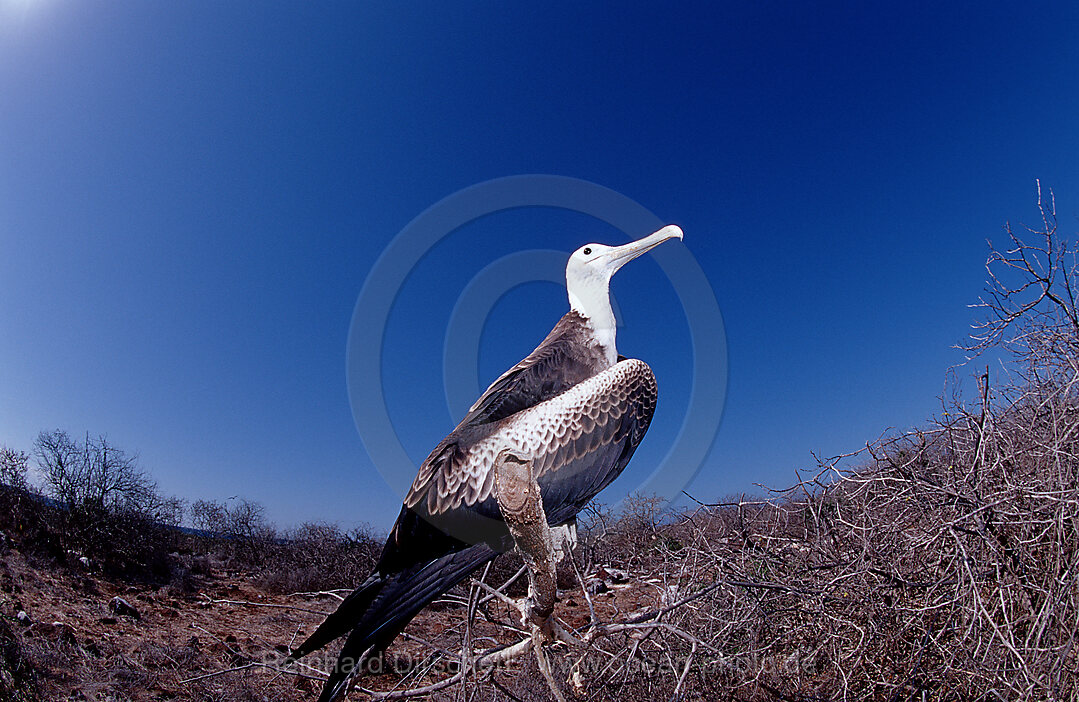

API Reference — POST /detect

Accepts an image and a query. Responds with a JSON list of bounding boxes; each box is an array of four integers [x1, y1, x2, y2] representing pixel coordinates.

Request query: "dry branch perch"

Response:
[[493, 447, 567, 702], [493, 448, 558, 626]]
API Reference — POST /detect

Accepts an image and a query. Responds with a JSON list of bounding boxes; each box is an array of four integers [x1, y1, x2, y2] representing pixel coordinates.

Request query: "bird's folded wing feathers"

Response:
[[406, 358, 657, 515], [462, 311, 603, 426]]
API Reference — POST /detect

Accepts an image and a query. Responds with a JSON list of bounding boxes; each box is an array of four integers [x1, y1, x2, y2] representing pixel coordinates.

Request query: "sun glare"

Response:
[[1, 0, 52, 26]]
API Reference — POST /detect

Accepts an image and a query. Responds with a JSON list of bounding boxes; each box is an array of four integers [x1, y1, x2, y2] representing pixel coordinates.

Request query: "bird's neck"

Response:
[[568, 284, 617, 365]]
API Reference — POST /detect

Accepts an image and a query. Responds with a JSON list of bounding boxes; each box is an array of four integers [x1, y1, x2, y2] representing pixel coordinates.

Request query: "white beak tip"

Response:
[[659, 224, 684, 241]]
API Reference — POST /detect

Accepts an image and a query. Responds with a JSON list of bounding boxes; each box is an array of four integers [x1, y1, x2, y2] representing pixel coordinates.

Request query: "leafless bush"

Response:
[[191, 498, 271, 541], [0, 447, 37, 542], [254, 522, 382, 594], [968, 181, 1079, 376], [34, 431, 159, 513], [0, 446, 29, 491], [4, 431, 186, 579], [189, 497, 279, 568], [185, 501, 384, 591], [572, 495, 686, 594]]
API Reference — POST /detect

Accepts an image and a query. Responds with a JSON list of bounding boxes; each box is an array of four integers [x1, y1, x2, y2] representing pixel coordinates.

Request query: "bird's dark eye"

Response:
[[583, 247, 592, 256]]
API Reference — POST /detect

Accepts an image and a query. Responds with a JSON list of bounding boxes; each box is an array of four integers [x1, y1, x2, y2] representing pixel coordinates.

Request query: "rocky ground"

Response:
[[1, 541, 659, 701]]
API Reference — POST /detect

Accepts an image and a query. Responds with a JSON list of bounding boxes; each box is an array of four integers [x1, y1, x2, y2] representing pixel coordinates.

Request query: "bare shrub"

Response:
[[254, 521, 382, 594], [191, 498, 271, 541], [20, 431, 186, 579], [0, 446, 38, 545], [186, 500, 386, 590], [190, 498, 277, 567], [0, 446, 29, 491], [34, 431, 156, 512]]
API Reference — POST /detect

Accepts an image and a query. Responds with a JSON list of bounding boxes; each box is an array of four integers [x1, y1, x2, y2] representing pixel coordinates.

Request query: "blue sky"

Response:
[[2, 2, 1078, 530]]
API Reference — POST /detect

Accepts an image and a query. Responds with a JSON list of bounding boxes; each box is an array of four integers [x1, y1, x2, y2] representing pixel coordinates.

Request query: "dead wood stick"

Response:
[[494, 449, 558, 626], [493, 448, 567, 702]]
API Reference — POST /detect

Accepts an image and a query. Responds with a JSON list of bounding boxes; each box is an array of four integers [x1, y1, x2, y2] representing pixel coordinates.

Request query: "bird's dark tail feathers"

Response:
[[288, 542, 498, 702]]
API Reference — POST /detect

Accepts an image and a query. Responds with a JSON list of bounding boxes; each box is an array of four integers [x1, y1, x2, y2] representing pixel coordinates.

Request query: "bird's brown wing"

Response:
[[406, 358, 657, 521], [461, 311, 606, 426]]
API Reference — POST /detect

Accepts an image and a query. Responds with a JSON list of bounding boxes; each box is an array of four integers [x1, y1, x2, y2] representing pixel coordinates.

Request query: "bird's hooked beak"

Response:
[[603, 225, 684, 274]]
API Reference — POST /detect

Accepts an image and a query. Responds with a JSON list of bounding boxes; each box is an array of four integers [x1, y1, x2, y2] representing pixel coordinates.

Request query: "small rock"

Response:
[[16, 610, 31, 625], [108, 596, 140, 620], [599, 566, 630, 584], [585, 578, 609, 595]]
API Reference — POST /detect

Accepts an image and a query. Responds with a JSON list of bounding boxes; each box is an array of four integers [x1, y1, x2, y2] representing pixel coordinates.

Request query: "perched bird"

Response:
[[290, 225, 684, 701]]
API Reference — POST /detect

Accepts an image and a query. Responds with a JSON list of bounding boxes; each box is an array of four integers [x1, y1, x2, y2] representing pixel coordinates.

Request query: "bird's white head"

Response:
[[566, 225, 684, 341]]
